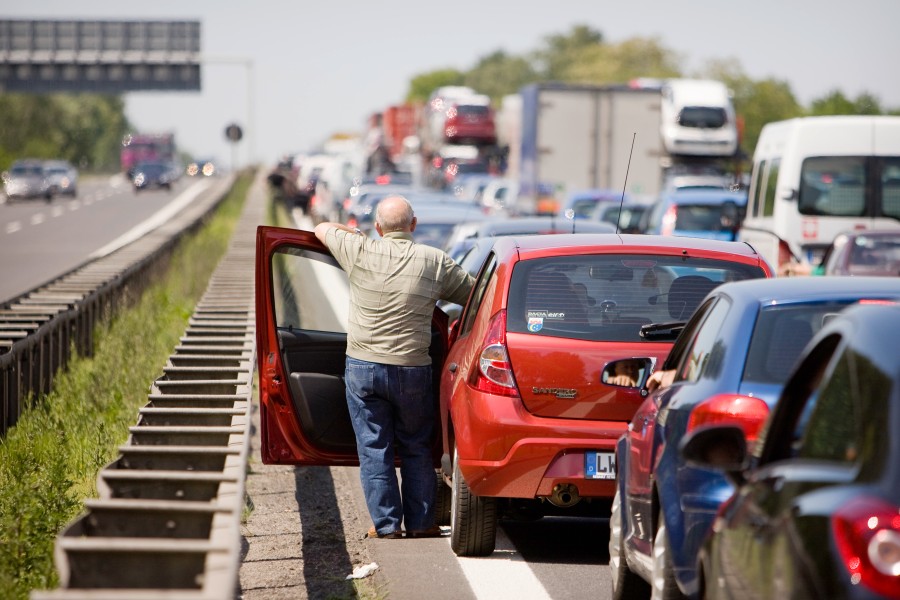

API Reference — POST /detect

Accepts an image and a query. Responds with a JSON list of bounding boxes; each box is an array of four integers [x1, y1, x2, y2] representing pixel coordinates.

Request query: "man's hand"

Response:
[[645, 369, 675, 394]]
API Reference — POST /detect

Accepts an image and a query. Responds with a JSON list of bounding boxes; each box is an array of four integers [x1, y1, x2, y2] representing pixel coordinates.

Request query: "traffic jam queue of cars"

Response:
[[256, 117, 900, 599], [256, 189, 900, 600]]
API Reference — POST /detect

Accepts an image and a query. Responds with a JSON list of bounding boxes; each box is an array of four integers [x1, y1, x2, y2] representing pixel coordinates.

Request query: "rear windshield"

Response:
[[742, 301, 856, 385], [678, 107, 727, 128], [456, 105, 490, 117], [507, 255, 765, 342], [675, 203, 744, 232]]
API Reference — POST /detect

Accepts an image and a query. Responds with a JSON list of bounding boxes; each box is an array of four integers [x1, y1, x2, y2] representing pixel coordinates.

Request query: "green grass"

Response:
[[0, 171, 251, 599]]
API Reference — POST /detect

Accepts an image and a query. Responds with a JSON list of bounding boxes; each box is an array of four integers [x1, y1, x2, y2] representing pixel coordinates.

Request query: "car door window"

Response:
[[459, 253, 497, 337], [673, 297, 731, 384], [272, 246, 348, 333]]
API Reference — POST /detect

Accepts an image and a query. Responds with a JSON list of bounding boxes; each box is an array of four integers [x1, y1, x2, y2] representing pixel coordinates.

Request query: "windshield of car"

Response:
[[741, 301, 856, 385], [10, 164, 43, 177], [507, 255, 765, 342], [678, 106, 726, 128]]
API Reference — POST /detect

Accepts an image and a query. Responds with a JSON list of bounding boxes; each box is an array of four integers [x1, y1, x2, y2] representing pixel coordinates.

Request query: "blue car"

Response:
[[608, 276, 900, 599], [642, 188, 746, 241], [681, 302, 900, 599]]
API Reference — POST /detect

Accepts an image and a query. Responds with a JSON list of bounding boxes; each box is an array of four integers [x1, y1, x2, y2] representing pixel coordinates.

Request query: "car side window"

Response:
[[459, 253, 497, 337], [793, 350, 858, 462], [673, 297, 731, 384]]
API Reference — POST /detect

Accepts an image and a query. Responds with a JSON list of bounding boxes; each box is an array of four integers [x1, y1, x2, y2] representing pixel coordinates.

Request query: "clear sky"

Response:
[[6, 1, 900, 168]]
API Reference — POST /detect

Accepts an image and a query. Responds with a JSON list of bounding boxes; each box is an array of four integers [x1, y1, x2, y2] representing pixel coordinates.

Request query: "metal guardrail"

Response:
[[30, 168, 266, 598], [0, 175, 235, 435]]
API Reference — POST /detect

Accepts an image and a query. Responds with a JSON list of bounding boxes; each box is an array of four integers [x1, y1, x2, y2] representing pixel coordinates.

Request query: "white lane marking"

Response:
[[6, 221, 22, 234], [30, 213, 45, 225], [68, 200, 80, 211], [90, 180, 213, 258], [83, 197, 94, 206], [293, 212, 350, 330], [51, 206, 65, 218], [454, 529, 553, 600]]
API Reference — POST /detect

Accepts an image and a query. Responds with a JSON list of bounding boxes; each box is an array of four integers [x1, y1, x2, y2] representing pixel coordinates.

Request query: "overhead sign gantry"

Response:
[[0, 19, 201, 92]]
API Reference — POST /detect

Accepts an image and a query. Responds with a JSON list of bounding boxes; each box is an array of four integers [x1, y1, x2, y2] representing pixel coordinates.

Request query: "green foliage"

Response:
[[0, 93, 128, 173], [533, 24, 604, 81], [0, 172, 251, 599], [463, 51, 538, 101], [405, 69, 466, 103], [808, 90, 883, 116]]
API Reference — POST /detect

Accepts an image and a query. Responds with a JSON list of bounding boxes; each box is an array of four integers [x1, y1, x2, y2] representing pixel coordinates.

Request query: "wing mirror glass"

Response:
[[601, 357, 654, 389]]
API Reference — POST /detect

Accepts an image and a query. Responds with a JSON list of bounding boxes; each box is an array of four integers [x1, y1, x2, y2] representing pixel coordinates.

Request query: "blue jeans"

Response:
[[344, 357, 435, 535]]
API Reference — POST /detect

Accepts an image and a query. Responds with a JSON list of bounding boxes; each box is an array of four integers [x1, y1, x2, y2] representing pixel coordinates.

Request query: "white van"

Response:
[[739, 116, 900, 273], [660, 79, 738, 157]]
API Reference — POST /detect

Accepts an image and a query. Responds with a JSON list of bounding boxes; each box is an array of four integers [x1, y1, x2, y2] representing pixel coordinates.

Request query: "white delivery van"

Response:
[[660, 79, 738, 157], [739, 116, 900, 273]]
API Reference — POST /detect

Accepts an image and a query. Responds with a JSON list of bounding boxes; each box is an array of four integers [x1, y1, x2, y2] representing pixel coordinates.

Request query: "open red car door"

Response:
[[255, 225, 449, 465]]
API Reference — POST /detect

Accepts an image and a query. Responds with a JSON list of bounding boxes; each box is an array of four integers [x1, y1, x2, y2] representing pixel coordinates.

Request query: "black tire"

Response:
[[434, 469, 451, 526], [609, 488, 651, 599], [652, 518, 686, 600], [450, 445, 497, 556]]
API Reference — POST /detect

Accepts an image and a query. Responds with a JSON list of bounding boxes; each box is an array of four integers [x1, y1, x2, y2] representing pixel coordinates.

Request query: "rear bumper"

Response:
[[452, 390, 626, 499]]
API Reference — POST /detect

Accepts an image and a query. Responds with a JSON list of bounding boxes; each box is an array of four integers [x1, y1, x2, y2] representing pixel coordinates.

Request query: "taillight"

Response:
[[661, 205, 677, 236], [686, 393, 769, 442], [832, 496, 900, 596], [468, 310, 519, 397], [346, 216, 358, 229]]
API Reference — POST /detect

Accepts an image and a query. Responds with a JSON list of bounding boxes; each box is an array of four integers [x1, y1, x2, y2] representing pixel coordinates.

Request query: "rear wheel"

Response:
[[609, 487, 651, 599], [651, 518, 686, 600], [450, 445, 497, 556], [434, 469, 451, 526]]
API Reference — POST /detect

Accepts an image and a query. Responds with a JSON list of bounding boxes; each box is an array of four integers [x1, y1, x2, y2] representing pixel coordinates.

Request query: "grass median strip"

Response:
[[0, 172, 251, 599]]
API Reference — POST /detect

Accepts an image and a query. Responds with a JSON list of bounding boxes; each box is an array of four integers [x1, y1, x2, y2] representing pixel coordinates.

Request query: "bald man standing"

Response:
[[314, 196, 474, 539]]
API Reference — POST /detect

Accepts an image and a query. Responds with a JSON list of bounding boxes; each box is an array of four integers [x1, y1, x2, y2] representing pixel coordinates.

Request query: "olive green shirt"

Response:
[[323, 229, 475, 366]]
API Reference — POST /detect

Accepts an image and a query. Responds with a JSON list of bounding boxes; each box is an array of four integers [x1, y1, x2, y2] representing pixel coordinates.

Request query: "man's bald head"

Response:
[[375, 196, 416, 234]]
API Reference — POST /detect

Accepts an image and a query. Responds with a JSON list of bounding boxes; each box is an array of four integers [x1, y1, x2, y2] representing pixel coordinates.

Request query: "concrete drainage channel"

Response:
[[31, 171, 268, 599]]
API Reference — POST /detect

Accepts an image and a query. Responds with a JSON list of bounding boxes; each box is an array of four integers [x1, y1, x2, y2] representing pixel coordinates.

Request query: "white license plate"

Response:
[[585, 451, 616, 480]]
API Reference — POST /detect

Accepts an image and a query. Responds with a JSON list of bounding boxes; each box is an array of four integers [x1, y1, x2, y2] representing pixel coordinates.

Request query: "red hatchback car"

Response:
[[440, 234, 772, 555]]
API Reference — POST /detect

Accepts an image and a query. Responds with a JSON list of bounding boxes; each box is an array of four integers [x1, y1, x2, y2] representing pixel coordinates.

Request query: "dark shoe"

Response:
[[366, 525, 403, 539], [407, 525, 449, 539]]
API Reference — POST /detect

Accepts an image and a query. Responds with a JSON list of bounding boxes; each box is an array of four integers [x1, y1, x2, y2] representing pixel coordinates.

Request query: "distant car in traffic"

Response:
[[186, 158, 216, 177], [43, 159, 79, 197], [609, 276, 900, 599], [561, 188, 625, 220], [814, 229, 900, 277], [131, 161, 175, 191], [593, 200, 652, 234], [2, 159, 53, 202], [643, 188, 747, 241], [680, 302, 900, 600]]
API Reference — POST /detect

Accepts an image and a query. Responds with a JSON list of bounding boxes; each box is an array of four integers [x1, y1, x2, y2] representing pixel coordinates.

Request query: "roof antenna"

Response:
[[616, 133, 636, 235]]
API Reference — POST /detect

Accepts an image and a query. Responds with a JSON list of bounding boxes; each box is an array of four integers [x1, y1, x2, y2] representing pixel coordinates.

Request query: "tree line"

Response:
[[1, 24, 896, 174], [0, 94, 128, 173], [405, 24, 899, 160]]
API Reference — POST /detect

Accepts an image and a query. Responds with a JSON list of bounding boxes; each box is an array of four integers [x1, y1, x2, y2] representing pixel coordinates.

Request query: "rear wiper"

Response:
[[640, 321, 686, 340]]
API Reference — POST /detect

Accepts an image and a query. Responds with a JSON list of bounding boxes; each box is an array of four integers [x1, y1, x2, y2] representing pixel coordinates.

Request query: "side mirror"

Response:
[[679, 425, 748, 485], [781, 188, 799, 202], [601, 357, 654, 390]]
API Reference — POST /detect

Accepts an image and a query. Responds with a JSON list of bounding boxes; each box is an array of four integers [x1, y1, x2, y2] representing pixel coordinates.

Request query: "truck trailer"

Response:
[[510, 81, 739, 215]]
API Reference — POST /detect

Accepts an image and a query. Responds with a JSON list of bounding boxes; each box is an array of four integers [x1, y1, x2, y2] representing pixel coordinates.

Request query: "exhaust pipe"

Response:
[[548, 483, 581, 508]]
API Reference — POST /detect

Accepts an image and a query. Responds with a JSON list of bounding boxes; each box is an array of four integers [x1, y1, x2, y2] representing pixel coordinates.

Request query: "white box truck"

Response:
[[738, 116, 900, 274]]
